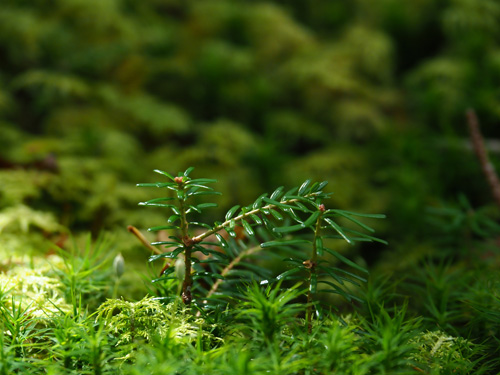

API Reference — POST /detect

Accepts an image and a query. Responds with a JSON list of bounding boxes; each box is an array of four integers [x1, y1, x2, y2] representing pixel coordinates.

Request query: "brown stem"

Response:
[[305, 281, 314, 334], [127, 225, 161, 255], [128, 225, 172, 276], [195, 244, 262, 317], [209, 245, 261, 296], [184, 192, 320, 305], [191, 195, 319, 244], [179, 194, 193, 305], [181, 245, 193, 304], [306, 209, 323, 333], [191, 205, 279, 244], [466, 109, 500, 210]]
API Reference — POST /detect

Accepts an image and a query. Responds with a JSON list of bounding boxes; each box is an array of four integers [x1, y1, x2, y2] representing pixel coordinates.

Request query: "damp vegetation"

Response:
[[135, 167, 386, 328], [1, 167, 499, 374], [2, 0, 500, 373]]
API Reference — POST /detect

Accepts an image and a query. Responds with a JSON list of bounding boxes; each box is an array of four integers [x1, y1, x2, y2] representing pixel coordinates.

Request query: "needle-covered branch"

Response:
[[137, 167, 385, 319]]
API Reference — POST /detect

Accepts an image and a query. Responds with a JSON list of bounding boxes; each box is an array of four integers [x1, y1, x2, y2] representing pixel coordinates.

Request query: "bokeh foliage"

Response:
[[1, 0, 498, 201], [1, 0, 500, 317]]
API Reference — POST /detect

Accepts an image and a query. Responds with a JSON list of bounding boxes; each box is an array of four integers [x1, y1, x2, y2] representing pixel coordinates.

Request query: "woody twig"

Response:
[[127, 225, 162, 255], [466, 109, 500, 210], [196, 244, 262, 317]]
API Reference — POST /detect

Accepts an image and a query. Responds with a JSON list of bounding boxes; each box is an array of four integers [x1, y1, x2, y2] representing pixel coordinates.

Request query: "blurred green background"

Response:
[[1, 0, 500, 283]]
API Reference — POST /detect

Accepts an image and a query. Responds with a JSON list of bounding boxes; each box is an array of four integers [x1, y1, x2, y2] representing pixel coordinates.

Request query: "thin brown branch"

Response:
[[179, 197, 193, 305], [466, 109, 500, 210], [209, 245, 261, 297], [191, 195, 319, 244], [196, 244, 262, 317], [191, 204, 279, 244], [127, 225, 162, 255], [306, 208, 323, 334]]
